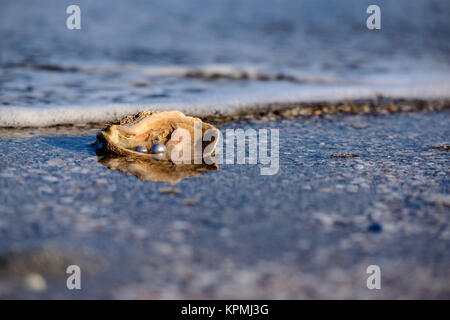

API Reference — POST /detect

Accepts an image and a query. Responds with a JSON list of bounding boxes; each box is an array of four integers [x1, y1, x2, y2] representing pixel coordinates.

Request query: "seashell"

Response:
[[96, 111, 220, 163]]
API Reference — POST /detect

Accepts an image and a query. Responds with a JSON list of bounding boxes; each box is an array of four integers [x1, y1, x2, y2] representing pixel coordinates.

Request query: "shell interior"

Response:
[[96, 110, 220, 162]]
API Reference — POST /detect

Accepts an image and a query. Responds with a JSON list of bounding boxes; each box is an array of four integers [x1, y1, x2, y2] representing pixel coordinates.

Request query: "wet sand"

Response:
[[2, 0, 450, 299], [0, 111, 448, 299]]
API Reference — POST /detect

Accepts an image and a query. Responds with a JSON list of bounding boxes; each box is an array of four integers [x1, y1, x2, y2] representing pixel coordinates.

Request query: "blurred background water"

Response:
[[0, 0, 449, 125]]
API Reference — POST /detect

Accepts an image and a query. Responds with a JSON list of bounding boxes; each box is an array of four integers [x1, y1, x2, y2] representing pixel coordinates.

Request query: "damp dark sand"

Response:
[[0, 111, 449, 299]]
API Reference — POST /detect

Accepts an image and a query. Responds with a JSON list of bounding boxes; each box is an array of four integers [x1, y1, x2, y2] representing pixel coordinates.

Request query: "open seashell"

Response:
[[96, 111, 220, 163]]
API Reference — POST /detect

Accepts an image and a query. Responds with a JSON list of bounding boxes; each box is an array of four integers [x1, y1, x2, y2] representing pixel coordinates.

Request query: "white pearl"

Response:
[[134, 146, 148, 153], [151, 144, 166, 153]]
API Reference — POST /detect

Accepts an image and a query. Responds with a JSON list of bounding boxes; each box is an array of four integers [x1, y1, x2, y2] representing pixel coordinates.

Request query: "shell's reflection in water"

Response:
[[97, 156, 218, 184], [95, 110, 221, 184]]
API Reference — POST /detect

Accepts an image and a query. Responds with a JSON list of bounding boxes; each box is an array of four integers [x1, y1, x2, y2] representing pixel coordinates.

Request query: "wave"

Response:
[[9, 62, 344, 84], [140, 65, 346, 84], [1, 67, 450, 127]]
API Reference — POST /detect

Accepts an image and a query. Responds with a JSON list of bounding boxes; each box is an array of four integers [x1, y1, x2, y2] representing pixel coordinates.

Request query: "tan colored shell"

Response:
[[96, 111, 220, 162]]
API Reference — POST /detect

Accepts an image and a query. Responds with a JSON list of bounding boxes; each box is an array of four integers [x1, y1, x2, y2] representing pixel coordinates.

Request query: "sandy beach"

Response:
[[0, 111, 449, 298], [0, 0, 449, 299]]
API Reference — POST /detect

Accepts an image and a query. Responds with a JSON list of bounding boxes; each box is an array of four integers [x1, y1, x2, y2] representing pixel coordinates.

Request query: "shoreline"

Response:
[[203, 98, 450, 123], [0, 98, 449, 134]]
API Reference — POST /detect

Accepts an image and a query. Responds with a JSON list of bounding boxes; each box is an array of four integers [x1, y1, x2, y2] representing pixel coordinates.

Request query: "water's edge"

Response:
[[1, 98, 449, 130]]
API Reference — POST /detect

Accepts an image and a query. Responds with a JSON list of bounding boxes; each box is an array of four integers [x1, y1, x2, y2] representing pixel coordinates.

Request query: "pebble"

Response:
[[184, 199, 199, 206], [330, 153, 359, 159], [38, 186, 53, 193], [367, 223, 383, 233], [159, 187, 180, 194], [46, 159, 65, 166], [24, 273, 47, 292], [43, 176, 59, 182]]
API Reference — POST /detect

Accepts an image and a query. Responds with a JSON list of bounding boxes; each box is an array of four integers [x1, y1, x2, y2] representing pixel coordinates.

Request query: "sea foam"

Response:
[[1, 68, 450, 127]]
